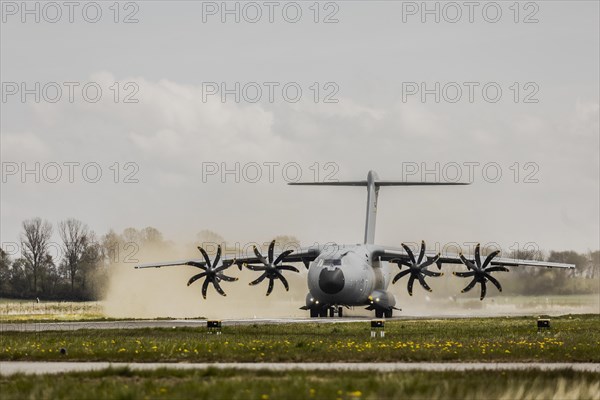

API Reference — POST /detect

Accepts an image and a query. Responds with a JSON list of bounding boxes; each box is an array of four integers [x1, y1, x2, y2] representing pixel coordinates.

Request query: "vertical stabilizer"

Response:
[[364, 170, 379, 244]]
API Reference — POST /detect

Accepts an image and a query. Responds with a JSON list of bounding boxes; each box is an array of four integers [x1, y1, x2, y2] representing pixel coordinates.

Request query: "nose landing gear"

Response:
[[308, 305, 344, 318]]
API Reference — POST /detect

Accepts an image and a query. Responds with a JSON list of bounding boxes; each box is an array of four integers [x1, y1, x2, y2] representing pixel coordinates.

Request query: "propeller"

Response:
[[187, 245, 238, 299], [453, 243, 508, 300], [245, 240, 299, 296], [391, 241, 443, 296]]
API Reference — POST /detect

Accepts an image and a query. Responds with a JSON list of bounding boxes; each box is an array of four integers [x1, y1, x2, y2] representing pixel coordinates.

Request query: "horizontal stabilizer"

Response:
[[289, 170, 470, 244], [288, 180, 470, 186], [288, 181, 367, 186], [375, 181, 470, 186]]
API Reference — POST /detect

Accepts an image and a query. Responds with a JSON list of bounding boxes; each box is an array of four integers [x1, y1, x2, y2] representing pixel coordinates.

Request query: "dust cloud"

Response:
[[103, 251, 309, 319]]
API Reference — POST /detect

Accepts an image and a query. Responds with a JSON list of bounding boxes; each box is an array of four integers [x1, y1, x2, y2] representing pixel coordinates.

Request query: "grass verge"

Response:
[[1, 368, 599, 400], [1, 314, 599, 362]]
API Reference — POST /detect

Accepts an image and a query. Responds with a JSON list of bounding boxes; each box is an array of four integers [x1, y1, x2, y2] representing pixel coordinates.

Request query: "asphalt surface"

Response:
[[0, 317, 375, 332], [1, 362, 598, 375]]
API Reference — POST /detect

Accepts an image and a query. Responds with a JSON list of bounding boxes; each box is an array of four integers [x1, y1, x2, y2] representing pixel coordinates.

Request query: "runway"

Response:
[[0, 317, 374, 332], [1, 361, 598, 375]]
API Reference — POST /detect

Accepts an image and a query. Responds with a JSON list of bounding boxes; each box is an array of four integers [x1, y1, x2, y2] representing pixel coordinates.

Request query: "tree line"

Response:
[[0, 218, 598, 300], [0, 218, 173, 300]]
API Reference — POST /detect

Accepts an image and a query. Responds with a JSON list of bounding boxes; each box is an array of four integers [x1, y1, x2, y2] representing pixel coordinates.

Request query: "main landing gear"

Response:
[[374, 309, 393, 318]]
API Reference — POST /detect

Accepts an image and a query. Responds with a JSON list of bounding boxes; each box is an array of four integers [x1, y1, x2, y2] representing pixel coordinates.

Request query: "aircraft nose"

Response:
[[319, 268, 345, 294]]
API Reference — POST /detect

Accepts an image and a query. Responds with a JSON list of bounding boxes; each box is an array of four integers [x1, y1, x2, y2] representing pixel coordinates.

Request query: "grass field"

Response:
[[0, 300, 104, 322], [1, 368, 598, 400], [2, 315, 598, 363]]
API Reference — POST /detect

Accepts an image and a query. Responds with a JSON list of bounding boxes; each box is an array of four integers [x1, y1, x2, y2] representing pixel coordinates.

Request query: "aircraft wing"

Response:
[[135, 245, 321, 270], [375, 246, 575, 269]]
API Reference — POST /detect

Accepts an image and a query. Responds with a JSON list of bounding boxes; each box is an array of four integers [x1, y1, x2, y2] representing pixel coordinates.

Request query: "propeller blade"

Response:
[[274, 249, 294, 265], [277, 265, 299, 273], [418, 240, 426, 264], [253, 246, 268, 265], [268, 240, 275, 264], [401, 243, 416, 265], [417, 274, 432, 292], [188, 261, 207, 270], [474, 244, 482, 269], [213, 245, 222, 267], [479, 280, 487, 300], [212, 279, 226, 296], [459, 253, 476, 270], [215, 263, 232, 273], [198, 247, 212, 268], [390, 258, 411, 267], [419, 253, 440, 269], [485, 266, 509, 273], [218, 274, 238, 282], [201, 279, 210, 299], [246, 264, 267, 271], [266, 278, 275, 296], [436, 259, 443, 270], [187, 272, 207, 286], [453, 271, 476, 278], [482, 250, 500, 268], [461, 278, 478, 293], [277, 273, 290, 291], [392, 269, 411, 283], [249, 273, 267, 286], [485, 273, 503, 292], [422, 269, 443, 277], [407, 275, 416, 296]]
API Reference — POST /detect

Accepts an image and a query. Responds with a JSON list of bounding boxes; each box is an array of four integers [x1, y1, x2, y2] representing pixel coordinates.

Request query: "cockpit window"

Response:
[[323, 259, 342, 266]]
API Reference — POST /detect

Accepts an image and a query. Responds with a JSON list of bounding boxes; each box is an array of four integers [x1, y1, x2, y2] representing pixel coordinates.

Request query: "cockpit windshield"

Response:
[[323, 259, 342, 266]]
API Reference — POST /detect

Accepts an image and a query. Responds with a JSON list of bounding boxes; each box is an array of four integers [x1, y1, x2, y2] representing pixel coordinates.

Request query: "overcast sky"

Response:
[[1, 1, 598, 259]]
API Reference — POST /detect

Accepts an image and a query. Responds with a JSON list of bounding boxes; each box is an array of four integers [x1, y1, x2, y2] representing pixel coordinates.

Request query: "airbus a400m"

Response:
[[136, 170, 574, 318]]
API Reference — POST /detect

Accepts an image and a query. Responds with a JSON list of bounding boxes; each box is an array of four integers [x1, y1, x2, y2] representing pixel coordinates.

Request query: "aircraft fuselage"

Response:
[[304, 244, 396, 312]]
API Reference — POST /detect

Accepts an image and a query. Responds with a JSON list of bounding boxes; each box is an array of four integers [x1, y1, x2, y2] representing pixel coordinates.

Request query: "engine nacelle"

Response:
[[367, 289, 396, 309]]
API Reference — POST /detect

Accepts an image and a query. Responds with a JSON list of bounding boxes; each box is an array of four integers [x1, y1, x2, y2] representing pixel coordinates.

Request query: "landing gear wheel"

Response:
[[318, 308, 328, 318], [338, 307, 343, 317], [328, 307, 335, 318], [310, 309, 318, 318], [384, 309, 393, 318], [375, 309, 383, 318]]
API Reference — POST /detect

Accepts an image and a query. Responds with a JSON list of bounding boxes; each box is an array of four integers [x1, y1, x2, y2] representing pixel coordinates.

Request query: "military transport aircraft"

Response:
[[136, 170, 575, 318]]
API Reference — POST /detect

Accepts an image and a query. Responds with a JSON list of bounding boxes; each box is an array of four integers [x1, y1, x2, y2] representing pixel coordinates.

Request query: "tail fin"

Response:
[[289, 170, 469, 244]]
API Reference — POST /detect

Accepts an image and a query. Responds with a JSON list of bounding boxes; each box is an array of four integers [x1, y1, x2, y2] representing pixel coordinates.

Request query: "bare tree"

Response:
[[0, 248, 11, 296], [21, 218, 53, 294], [58, 218, 93, 291]]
